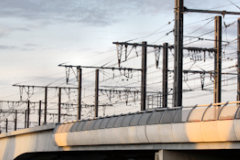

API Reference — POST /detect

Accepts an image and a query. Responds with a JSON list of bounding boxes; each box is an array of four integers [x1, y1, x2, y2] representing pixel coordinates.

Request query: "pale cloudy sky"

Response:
[[0, 0, 239, 106]]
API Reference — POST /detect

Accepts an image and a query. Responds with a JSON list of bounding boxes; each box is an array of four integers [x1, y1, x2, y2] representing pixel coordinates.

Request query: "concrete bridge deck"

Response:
[[1, 102, 240, 160]]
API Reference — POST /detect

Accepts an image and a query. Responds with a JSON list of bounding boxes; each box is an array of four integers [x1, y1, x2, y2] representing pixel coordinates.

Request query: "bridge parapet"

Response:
[[56, 101, 240, 133], [54, 101, 240, 147], [1, 101, 240, 160]]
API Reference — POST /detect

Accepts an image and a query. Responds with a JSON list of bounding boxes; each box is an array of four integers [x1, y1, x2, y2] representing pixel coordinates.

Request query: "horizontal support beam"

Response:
[[113, 41, 162, 48], [99, 88, 161, 94], [12, 84, 77, 90], [52, 102, 113, 107], [0, 109, 25, 114], [58, 64, 142, 71], [113, 42, 216, 53], [0, 100, 42, 104], [0, 101, 112, 108], [184, 46, 216, 53], [0, 109, 75, 116], [184, 8, 240, 15], [168, 69, 237, 75]]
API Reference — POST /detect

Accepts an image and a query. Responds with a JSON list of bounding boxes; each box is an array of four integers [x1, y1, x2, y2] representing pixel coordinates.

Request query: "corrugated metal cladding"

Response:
[[62, 105, 240, 133]]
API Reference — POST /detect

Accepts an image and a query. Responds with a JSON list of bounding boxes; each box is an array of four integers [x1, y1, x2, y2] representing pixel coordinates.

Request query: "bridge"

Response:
[[1, 0, 240, 159], [1, 101, 240, 160]]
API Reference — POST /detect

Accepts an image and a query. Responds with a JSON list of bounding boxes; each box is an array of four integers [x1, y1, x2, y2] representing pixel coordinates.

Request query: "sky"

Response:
[[0, 0, 240, 108]]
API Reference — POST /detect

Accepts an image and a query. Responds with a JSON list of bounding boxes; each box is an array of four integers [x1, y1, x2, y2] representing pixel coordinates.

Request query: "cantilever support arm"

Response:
[[184, 7, 240, 15]]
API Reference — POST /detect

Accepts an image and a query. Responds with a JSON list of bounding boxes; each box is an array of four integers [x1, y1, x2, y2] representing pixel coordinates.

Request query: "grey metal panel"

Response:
[[181, 108, 192, 122], [121, 115, 133, 127], [148, 110, 164, 124], [129, 114, 142, 126], [53, 124, 61, 133], [106, 117, 118, 128], [99, 118, 110, 129], [89, 119, 98, 130], [78, 121, 87, 131], [219, 105, 238, 120], [202, 106, 215, 121], [160, 110, 177, 123], [173, 109, 182, 123], [70, 122, 79, 132], [188, 106, 208, 122], [235, 106, 240, 119], [138, 112, 152, 125], [82, 120, 95, 131], [113, 116, 125, 128], [93, 119, 103, 130]]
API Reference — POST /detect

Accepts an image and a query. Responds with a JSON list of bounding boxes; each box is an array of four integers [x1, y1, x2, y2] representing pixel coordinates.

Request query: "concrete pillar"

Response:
[[155, 150, 230, 160]]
